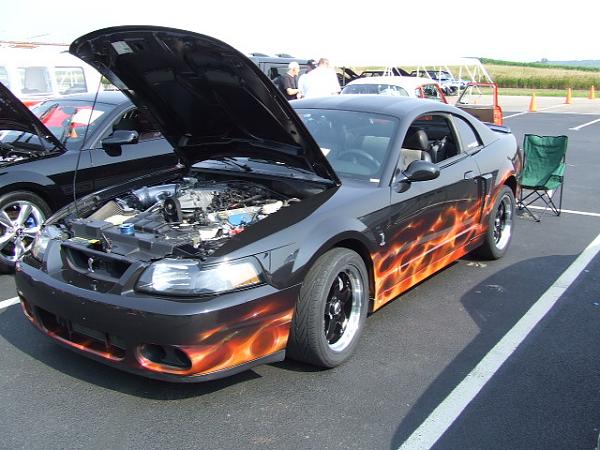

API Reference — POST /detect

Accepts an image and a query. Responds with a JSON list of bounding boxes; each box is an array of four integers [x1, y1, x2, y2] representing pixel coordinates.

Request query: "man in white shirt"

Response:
[[298, 58, 341, 98]]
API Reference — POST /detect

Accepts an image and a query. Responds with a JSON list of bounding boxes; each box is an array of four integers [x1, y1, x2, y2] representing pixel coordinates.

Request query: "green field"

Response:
[[352, 60, 600, 97]]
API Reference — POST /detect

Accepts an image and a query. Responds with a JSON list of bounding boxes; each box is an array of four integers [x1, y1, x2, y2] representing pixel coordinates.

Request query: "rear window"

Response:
[[342, 84, 408, 97]]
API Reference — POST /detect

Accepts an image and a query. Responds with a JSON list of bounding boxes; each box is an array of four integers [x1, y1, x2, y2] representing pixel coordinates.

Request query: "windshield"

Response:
[[295, 108, 398, 182], [342, 84, 409, 97], [0, 100, 112, 151]]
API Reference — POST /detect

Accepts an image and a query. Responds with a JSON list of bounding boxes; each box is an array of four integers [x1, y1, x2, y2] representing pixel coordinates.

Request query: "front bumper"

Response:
[[15, 259, 299, 382]]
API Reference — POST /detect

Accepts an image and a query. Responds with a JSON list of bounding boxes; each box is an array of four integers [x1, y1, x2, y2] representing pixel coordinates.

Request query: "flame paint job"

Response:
[[371, 170, 515, 310], [137, 303, 294, 377]]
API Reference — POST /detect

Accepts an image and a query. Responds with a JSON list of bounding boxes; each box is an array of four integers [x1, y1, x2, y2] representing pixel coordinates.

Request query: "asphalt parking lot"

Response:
[[1, 97, 599, 450]]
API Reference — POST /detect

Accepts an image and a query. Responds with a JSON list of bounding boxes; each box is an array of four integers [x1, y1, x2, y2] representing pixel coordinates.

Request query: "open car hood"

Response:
[[0, 82, 65, 152], [70, 26, 340, 184]]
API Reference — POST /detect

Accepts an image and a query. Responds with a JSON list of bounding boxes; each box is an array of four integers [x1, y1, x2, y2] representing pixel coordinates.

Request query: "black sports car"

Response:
[[15, 26, 522, 382], [0, 87, 176, 271]]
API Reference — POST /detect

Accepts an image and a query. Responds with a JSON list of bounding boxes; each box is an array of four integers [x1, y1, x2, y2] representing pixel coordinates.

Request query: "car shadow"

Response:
[[389, 254, 574, 449], [0, 306, 261, 400]]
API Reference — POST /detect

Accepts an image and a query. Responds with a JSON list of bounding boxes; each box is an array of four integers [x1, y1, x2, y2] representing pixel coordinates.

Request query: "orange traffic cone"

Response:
[[528, 93, 537, 112], [565, 88, 573, 104], [589, 85, 596, 100]]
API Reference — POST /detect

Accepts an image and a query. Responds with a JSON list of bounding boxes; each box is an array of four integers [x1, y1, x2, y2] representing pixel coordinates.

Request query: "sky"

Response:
[[1, 0, 598, 65]]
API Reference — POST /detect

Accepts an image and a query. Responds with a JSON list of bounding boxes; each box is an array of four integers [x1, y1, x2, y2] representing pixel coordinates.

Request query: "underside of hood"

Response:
[[69, 26, 340, 184], [0, 82, 64, 152]]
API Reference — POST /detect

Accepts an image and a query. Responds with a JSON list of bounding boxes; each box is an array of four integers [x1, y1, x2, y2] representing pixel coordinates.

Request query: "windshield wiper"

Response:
[[214, 156, 253, 172]]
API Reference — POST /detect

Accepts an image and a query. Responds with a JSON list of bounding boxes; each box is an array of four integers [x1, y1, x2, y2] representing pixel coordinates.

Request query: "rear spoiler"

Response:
[[485, 122, 511, 134]]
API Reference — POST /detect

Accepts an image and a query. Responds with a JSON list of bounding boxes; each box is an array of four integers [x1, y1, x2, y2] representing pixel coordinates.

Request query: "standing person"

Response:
[[298, 58, 341, 98], [297, 59, 317, 98], [280, 62, 301, 100]]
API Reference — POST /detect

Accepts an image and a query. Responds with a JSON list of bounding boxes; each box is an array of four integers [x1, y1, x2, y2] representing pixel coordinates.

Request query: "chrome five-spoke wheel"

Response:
[[0, 192, 51, 272]]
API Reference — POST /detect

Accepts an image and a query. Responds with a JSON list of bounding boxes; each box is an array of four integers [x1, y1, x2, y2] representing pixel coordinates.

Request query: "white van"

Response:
[[0, 43, 103, 106]]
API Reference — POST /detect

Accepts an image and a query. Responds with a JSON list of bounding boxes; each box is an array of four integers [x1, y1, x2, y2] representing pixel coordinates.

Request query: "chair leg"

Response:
[[518, 189, 541, 221], [558, 182, 564, 216]]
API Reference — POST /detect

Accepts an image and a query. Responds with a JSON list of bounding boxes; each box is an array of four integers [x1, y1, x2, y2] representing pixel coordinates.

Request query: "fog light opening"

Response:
[[19, 295, 34, 322], [138, 344, 192, 371]]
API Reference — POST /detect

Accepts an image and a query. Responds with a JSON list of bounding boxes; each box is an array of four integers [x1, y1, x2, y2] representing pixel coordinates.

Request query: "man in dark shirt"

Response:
[[280, 62, 300, 100]]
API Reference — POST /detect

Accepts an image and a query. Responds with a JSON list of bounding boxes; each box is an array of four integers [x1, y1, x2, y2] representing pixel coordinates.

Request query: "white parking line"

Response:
[[398, 230, 600, 450], [569, 117, 600, 131], [503, 103, 567, 119], [0, 296, 19, 309], [528, 205, 600, 218]]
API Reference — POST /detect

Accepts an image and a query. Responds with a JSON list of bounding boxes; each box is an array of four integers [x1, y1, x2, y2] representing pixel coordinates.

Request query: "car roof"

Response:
[[248, 55, 311, 65], [292, 94, 454, 117], [345, 76, 440, 89], [53, 90, 129, 105]]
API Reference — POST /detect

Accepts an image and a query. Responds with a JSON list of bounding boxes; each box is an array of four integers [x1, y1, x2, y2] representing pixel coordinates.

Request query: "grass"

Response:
[[480, 58, 600, 73], [497, 88, 594, 98], [350, 62, 600, 92], [485, 64, 600, 90]]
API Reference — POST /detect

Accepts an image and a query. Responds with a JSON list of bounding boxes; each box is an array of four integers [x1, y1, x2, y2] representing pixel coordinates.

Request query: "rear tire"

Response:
[[0, 191, 51, 273], [473, 186, 515, 260], [287, 248, 369, 368]]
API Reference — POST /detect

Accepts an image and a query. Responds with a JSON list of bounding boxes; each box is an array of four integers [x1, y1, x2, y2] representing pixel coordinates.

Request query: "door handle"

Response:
[[464, 170, 476, 180]]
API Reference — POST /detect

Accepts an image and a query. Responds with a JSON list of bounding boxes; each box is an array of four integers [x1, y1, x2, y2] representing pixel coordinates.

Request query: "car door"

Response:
[[456, 82, 503, 125], [89, 107, 177, 190], [374, 114, 484, 307]]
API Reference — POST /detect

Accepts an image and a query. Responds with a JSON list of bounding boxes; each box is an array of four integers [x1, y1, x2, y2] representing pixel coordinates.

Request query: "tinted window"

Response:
[[405, 114, 460, 164], [453, 115, 481, 152], [296, 108, 398, 181], [341, 84, 408, 97], [99, 108, 162, 144]]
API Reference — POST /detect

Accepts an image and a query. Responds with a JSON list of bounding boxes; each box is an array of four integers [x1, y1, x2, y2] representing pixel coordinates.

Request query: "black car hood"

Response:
[[0, 82, 65, 152], [70, 26, 340, 184]]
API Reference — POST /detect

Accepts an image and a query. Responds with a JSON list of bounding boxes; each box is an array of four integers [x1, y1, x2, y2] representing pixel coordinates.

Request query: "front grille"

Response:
[[36, 306, 126, 360], [61, 242, 131, 282]]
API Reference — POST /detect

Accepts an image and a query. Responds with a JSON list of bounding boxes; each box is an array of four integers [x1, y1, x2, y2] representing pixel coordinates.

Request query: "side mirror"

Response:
[[102, 130, 139, 148], [394, 160, 440, 193]]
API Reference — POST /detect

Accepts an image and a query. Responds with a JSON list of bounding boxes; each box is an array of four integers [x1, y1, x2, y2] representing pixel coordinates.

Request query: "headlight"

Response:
[[31, 225, 62, 261], [135, 257, 264, 296]]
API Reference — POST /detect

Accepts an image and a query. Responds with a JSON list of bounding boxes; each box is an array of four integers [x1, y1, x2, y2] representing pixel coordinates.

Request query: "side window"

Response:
[[55, 66, 87, 94], [0, 66, 9, 89], [452, 115, 482, 153], [18, 66, 52, 94], [401, 114, 460, 168], [422, 84, 440, 101], [100, 108, 162, 144], [264, 64, 289, 81]]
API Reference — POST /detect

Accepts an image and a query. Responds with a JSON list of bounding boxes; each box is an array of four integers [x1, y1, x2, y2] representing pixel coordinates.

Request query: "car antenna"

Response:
[[72, 77, 103, 218]]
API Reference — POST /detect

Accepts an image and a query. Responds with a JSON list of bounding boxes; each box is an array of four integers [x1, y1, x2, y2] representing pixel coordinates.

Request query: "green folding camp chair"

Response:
[[518, 134, 568, 222]]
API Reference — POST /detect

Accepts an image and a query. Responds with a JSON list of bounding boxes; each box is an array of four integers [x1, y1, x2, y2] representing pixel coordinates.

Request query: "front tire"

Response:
[[287, 248, 369, 368], [474, 185, 515, 260], [0, 191, 51, 273]]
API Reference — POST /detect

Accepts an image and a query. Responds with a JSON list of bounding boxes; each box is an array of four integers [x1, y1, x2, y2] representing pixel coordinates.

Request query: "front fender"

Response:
[[268, 217, 377, 289], [0, 170, 63, 209]]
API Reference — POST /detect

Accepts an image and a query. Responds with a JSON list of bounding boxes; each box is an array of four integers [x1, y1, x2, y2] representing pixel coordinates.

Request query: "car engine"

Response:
[[69, 177, 297, 260]]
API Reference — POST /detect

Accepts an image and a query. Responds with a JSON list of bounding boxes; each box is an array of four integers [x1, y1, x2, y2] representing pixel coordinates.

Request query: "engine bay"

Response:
[[66, 177, 299, 260]]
